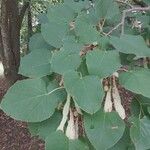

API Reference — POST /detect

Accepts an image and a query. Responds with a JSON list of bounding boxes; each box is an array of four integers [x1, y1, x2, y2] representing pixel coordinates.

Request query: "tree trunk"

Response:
[[27, 1, 33, 52], [0, 0, 29, 85]]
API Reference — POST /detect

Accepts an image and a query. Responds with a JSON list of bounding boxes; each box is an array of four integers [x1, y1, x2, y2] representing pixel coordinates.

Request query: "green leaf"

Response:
[[46, 131, 68, 150], [77, 57, 89, 76], [64, 71, 104, 114], [95, 0, 119, 20], [84, 110, 125, 150], [130, 117, 150, 150], [143, 0, 150, 5], [69, 139, 89, 150], [110, 35, 150, 58], [119, 68, 150, 98], [63, 36, 83, 53], [0, 79, 65, 122], [108, 127, 135, 150], [130, 98, 141, 117], [133, 95, 150, 106], [47, 4, 75, 24], [41, 21, 68, 48], [86, 50, 121, 78], [75, 18, 99, 44], [64, 0, 90, 13], [74, 12, 99, 26], [51, 49, 81, 75], [38, 13, 48, 24], [29, 33, 51, 50], [28, 111, 61, 139], [45, 131, 89, 150], [19, 49, 52, 78]]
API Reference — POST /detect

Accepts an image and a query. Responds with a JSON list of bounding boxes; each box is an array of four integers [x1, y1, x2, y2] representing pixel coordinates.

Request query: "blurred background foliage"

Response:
[[20, 0, 63, 54]]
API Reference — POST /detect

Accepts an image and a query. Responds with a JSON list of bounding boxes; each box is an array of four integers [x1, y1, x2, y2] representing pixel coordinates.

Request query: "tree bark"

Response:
[[19, 0, 30, 29], [27, 1, 33, 52], [1, 0, 19, 81], [0, 0, 29, 84]]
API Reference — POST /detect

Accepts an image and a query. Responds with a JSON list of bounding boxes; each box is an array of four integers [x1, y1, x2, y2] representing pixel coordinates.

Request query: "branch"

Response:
[[19, 1, 30, 29], [106, 6, 150, 36], [121, 6, 150, 35], [106, 22, 122, 36]]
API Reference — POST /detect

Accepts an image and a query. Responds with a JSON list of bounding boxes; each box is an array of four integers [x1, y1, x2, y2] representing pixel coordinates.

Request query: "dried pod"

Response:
[[57, 94, 71, 132], [113, 72, 119, 78], [0, 61, 4, 77], [112, 82, 126, 119], [104, 87, 113, 112], [65, 109, 77, 140]]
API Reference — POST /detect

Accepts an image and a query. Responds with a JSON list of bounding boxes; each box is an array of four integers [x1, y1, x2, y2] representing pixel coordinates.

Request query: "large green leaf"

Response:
[[63, 36, 83, 53], [47, 4, 75, 24], [64, 71, 104, 114], [41, 21, 68, 48], [95, 0, 119, 20], [28, 111, 61, 139], [130, 117, 150, 150], [110, 35, 150, 58], [29, 33, 52, 50], [19, 49, 52, 78], [75, 12, 99, 26], [51, 49, 81, 75], [0, 79, 65, 122], [46, 131, 68, 150], [84, 110, 125, 150], [75, 18, 99, 44], [64, 0, 90, 12], [42, 3, 77, 48], [109, 127, 135, 150], [86, 50, 121, 78], [69, 139, 89, 150], [119, 68, 150, 98], [45, 131, 89, 150]]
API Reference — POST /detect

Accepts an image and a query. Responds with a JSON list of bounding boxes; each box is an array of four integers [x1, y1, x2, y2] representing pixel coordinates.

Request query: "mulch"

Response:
[[0, 78, 45, 150]]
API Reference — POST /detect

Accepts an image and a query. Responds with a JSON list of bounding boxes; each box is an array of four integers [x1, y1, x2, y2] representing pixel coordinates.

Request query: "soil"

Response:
[[0, 77, 45, 150]]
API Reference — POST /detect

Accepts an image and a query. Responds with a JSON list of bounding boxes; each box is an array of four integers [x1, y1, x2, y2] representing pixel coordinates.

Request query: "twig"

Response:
[[106, 22, 122, 36], [106, 6, 150, 36], [121, 6, 150, 35]]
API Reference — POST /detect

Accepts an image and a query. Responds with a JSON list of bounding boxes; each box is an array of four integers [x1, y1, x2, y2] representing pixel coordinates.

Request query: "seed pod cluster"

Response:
[[57, 95, 82, 140], [103, 73, 126, 120]]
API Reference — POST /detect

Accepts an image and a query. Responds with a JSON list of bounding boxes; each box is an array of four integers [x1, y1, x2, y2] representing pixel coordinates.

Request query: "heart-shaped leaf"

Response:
[[45, 131, 89, 150], [86, 50, 121, 78], [64, 71, 104, 114], [19, 49, 52, 78], [29, 33, 52, 50], [28, 111, 61, 139], [130, 117, 150, 150], [95, 0, 120, 20], [110, 35, 150, 58], [51, 49, 81, 75], [41, 21, 68, 48], [75, 18, 99, 44], [84, 110, 125, 150], [119, 68, 150, 98], [1, 79, 65, 122]]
